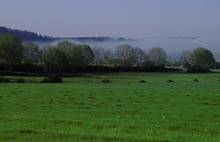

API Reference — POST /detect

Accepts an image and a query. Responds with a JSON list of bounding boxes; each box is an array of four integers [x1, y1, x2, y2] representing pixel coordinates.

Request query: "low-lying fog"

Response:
[[36, 36, 220, 60]]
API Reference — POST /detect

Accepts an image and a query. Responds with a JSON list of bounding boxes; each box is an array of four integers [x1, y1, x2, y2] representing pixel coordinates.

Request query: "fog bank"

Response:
[[35, 36, 220, 60]]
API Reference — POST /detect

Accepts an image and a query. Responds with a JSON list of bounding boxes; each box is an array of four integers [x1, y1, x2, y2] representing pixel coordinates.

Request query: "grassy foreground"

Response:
[[0, 72, 220, 142]]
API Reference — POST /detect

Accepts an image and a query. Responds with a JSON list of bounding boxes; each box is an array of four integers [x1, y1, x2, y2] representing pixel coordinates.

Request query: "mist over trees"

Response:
[[0, 33, 218, 76]]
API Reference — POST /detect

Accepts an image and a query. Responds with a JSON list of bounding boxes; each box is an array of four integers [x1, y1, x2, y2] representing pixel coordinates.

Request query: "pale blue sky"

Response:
[[1, 0, 220, 38]]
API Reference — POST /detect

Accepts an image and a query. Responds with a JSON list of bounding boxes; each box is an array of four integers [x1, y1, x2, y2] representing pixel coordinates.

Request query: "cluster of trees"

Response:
[[93, 45, 166, 68], [180, 48, 215, 72], [0, 33, 217, 77], [0, 34, 168, 74]]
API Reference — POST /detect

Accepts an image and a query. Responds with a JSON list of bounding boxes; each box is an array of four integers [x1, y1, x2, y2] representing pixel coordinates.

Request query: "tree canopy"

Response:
[[0, 34, 218, 74], [148, 47, 167, 67], [0, 33, 23, 72], [115, 44, 136, 67], [179, 50, 191, 68], [189, 47, 215, 72], [23, 41, 40, 65]]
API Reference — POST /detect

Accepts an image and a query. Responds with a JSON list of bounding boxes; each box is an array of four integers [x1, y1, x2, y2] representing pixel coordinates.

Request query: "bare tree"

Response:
[[80, 45, 94, 65], [134, 47, 146, 66], [103, 49, 114, 65], [179, 50, 191, 68], [115, 44, 136, 67], [23, 41, 40, 65], [57, 41, 74, 52], [92, 47, 105, 65], [148, 47, 167, 66]]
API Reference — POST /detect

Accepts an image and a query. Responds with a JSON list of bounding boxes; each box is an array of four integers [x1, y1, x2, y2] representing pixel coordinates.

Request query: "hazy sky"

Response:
[[1, 0, 220, 38]]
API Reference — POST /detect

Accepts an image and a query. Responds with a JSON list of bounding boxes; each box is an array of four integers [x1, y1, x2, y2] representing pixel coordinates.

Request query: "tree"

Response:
[[23, 41, 40, 65], [189, 47, 215, 72], [103, 49, 114, 65], [134, 47, 146, 66], [57, 41, 74, 52], [40, 46, 67, 76], [115, 44, 136, 67], [65, 44, 94, 72], [66, 46, 80, 72], [148, 47, 167, 67], [179, 50, 191, 68], [79, 45, 94, 66], [92, 47, 105, 65], [0, 33, 23, 73]]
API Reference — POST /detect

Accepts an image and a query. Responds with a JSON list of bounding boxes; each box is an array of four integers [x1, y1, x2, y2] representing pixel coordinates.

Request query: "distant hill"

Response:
[[0, 26, 134, 43], [54, 36, 135, 43], [0, 26, 53, 42]]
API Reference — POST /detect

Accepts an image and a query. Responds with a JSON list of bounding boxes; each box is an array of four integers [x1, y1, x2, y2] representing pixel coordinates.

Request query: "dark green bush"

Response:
[[167, 79, 174, 82], [0, 77, 4, 83], [3, 78, 10, 83], [41, 74, 63, 83], [139, 80, 146, 83], [40, 77, 49, 83], [16, 77, 25, 83], [101, 77, 112, 83], [193, 79, 199, 82]]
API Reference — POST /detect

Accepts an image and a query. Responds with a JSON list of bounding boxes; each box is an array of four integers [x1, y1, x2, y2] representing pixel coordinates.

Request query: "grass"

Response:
[[0, 72, 220, 141]]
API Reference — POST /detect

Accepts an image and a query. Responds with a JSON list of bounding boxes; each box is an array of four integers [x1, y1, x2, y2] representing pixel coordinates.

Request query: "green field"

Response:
[[0, 72, 220, 142]]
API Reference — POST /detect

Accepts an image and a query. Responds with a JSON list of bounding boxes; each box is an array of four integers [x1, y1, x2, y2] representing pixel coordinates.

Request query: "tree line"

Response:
[[0, 33, 217, 76]]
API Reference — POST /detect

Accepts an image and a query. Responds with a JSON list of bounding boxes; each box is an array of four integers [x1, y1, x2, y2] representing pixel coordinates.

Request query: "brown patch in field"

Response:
[[168, 126, 181, 131], [96, 125, 118, 130], [116, 104, 122, 107], [4, 137, 16, 140], [193, 79, 199, 82], [167, 79, 174, 82], [103, 137, 125, 142], [74, 121, 83, 126], [200, 102, 209, 105], [127, 125, 138, 129], [78, 107, 90, 109], [190, 119, 199, 122], [19, 130, 38, 134], [75, 102, 85, 105], [139, 80, 146, 83], [126, 97, 133, 100], [132, 111, 139, 114]]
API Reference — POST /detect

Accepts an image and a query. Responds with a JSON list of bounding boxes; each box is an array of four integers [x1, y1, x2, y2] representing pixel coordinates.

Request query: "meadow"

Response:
[[0, 72, 220, 142]]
